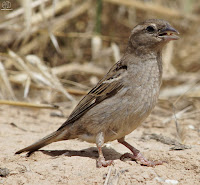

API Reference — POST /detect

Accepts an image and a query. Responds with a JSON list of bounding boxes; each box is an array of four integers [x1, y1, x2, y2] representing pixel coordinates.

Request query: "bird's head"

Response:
[[128, 19, 179, 54]]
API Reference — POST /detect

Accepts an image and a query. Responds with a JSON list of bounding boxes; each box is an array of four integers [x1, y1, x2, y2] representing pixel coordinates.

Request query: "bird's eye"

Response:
[[146, 26, 155, 33]]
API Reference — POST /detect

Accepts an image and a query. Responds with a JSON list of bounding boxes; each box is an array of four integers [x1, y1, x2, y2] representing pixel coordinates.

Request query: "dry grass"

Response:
[[0, 0, 199, 143]]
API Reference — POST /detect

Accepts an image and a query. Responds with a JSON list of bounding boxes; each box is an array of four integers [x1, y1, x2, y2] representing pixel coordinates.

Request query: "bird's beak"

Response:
[[158, 26, 179, 41]]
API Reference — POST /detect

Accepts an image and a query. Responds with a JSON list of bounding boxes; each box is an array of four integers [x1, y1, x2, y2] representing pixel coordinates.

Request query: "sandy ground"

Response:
[[0, 104, 199, 185]]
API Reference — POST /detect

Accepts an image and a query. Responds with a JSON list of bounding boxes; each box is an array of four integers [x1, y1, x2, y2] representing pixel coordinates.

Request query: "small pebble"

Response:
[[0, 168, 10, 177], [188, 125, 195, 130], [50, 112, 64, 117], [154, 176, 165, 182], [105, 143, 112, 149], [165, 179, 179, 184]]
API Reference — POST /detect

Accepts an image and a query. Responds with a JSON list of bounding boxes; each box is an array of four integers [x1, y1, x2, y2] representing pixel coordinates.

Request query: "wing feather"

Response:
[[57, 61, 127, 131]]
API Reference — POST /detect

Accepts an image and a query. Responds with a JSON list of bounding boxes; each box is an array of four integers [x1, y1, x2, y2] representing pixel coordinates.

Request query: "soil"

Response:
[[0, 104, 199, 185]]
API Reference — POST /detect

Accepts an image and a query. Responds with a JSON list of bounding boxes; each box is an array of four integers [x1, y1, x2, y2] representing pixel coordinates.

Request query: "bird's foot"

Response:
[[120, 152, 163, 167], [96, 157, 113, 168]]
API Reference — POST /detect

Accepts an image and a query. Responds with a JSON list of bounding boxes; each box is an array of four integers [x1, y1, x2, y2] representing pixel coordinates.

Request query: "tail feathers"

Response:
[[15, 130, 63, 155]]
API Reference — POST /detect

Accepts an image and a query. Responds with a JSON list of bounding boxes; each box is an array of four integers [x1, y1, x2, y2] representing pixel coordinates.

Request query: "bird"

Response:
[[15, 19, 179, 168]]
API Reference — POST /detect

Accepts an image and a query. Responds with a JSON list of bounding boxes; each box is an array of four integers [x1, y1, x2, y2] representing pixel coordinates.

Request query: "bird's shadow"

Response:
[[39, 147, 122, 161]]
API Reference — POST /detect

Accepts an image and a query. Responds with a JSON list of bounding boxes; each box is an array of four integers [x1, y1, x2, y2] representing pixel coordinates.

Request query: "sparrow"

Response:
[[15, 19, 179, 167]]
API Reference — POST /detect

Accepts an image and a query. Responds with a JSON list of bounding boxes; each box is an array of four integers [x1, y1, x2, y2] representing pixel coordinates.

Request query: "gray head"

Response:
[[127, 19, 179, 54]]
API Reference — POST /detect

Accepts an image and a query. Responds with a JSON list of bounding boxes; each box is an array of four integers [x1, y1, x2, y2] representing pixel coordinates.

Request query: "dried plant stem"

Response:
[[0, 61, 15, 100], [104, 0, 199, 21], [95, 0, 102, 34], [172, 105, 191, 143], [52, 0, 91, 32], [173, 79, 200, 105], [52, 63, 105, 77], [162, 105, 192, 124], [9, 78, 87, 96], [31, 0, 76, 25], [8, 51, 75, 101], [0, 100, 58, 109], [104, 166, 112, 185], [52, 31, 124, 42], [160, 83, 200, 98], [5, 0, 50, 20]]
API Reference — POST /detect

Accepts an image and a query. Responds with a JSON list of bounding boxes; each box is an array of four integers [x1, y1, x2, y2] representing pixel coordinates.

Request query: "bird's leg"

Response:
[[96, 132, 113, 168], [118, 137, 163, 167]]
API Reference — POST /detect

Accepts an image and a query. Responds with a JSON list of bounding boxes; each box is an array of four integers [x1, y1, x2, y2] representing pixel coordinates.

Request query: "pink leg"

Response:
[[96, 146, 113, 168], [118, 138, 163, 167], [96, 132, 113, 168]]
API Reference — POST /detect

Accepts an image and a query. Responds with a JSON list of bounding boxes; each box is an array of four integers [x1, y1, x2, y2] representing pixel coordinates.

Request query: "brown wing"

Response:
[[57, 61, 128, 131]]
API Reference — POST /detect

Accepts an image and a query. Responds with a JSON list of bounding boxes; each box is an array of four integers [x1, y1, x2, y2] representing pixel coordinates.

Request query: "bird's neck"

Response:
[[124, 47, 163, 85], [126, 41, 160, 56]]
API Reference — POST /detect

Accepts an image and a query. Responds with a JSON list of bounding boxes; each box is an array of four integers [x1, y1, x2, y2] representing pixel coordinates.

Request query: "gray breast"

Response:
[[103, 58, 161, 141]]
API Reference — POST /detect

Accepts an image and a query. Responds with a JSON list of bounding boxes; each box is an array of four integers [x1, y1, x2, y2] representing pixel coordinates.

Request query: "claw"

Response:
[[118, 138, 164, 167], [96, 157, 113, 168], [120, 152, 163, 167]]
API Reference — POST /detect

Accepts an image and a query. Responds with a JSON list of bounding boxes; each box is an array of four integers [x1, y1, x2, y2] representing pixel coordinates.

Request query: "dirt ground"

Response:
[[0, 104, 199, 185]]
